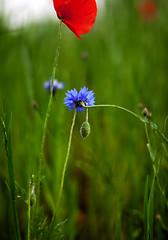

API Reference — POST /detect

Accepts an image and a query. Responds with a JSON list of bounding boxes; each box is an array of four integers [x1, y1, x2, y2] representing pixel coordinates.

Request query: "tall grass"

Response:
[[0, 0, 168, 239], [1, 106, 21, 240]]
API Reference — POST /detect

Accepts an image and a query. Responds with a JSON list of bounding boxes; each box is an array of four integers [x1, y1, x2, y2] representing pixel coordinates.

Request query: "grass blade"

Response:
[[148, 176, 155, 240], [144, 175, 149, 240], [1, 110, 21, 240]]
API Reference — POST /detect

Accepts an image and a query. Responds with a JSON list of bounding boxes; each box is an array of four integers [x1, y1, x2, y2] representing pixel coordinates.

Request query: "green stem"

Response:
[[48, 109, 76, 238], [11, 201, 21, 240], [56, 109, 76, 213], [37, 20, 62, 206], [145, 121, 156, 174], [156, 177, 168, 208], [84, 104, 168, 144], [84, 104, 144, 122], [156, 215, 168, 232], [164, 115, 168, 136], [27, 179, 31, 240], [86, 108, 89, 122], [145, 121, 150, 145], [145, 121, 152, 159]]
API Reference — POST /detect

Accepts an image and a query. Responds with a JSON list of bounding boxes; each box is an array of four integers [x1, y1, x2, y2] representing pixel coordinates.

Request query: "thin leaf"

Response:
[[48, 218, 68, 240], [148, 176, 155, 240], [144, 175, 149, 240], [1, 111, 21, 240], [55, 218, 68, 233], [164, 115, 168, 136], [15, 181, 27, 202]]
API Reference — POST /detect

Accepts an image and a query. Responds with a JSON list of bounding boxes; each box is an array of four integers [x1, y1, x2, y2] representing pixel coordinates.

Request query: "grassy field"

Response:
[[0, 0, 168, 239]]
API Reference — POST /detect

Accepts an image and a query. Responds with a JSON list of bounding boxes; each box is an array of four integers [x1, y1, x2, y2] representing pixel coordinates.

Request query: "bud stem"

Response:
[[86, 108, 89, 122]]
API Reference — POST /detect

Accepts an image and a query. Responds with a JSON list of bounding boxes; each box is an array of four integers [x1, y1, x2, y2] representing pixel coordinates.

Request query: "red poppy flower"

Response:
[[53, 0, 97, 39], [136, 0, 157, 21]]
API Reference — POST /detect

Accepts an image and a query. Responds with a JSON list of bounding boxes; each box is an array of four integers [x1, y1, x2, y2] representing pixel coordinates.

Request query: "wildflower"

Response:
[[32, 101, 38, 110], [142, 107, 148, 117], [64, 87, 95, 113], [44, 78, 64, 94], [136, 0, 157, 21], [53, 0, 97, 39]]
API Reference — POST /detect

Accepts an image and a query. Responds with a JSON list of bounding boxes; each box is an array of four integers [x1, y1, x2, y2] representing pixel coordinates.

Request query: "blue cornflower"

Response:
[[64, 87, 95, 113], [44, 78, 64, 94]]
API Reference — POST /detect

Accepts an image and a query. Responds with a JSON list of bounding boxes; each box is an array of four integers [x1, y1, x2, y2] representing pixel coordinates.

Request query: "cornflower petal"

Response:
[[64, 87, 95, 112], [44, 78, 64, 93]]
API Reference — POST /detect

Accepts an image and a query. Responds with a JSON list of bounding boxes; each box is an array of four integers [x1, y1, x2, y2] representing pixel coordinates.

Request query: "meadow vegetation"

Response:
[[0, 1, 168, 239]]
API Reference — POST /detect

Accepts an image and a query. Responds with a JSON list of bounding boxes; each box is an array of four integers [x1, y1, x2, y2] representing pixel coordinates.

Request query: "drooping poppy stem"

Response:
[[37, 20, 62, 207], [48, 109, 76, 239]]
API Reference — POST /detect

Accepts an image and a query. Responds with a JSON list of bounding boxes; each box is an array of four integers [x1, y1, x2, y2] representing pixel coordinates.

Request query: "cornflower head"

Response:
[[44, 78, 64, 95], [64, 87, 95, 113]]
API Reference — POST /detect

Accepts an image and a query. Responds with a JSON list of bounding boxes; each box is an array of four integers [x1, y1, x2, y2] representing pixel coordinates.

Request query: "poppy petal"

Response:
[[53, 0, 97, 39]]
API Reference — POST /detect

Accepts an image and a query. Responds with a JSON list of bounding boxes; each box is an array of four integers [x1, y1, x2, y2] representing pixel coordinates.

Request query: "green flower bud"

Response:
[[80, 121, 90, 139], [30, 193, 36, 206]]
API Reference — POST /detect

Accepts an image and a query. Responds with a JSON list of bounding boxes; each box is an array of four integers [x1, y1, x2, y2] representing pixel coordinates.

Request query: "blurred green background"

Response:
[[0, 0, 168, 239]]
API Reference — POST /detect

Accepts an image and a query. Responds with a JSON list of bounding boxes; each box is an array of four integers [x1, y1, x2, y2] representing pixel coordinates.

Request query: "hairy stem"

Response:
[[84, 104, 144, 121], [37, 20, 62, 206], [84, 104, 168, 144], [86, 108, 89, 122], [48, 109, 76, 238]]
